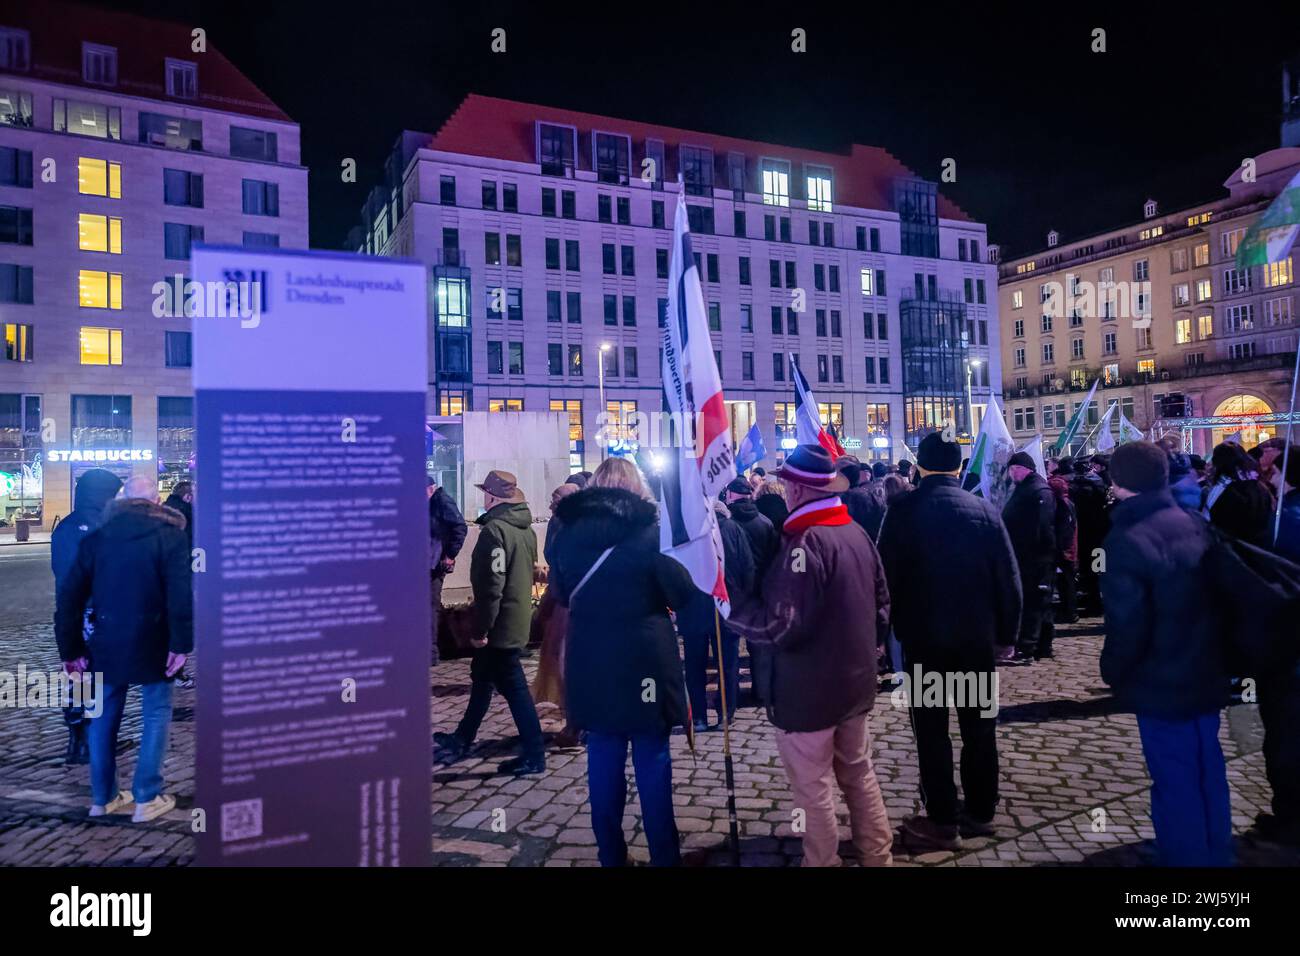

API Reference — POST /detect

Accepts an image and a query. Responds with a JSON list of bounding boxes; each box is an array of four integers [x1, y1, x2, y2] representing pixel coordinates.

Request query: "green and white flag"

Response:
[[1054, 378, 1099, 453], [1117, 409, 1144, 445], [963, 395, 1016, 507], [1235, 167, 1300, 269], [1094, 402, 1118, 453]]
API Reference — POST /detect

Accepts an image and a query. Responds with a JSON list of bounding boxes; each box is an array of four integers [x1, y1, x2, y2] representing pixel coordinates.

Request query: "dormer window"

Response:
[[593, 131, 630, 185], [536, 122, 576, 178], [726, 152, 746, 197], [806, 165, 833, 212], [82, 43, 118, 86], [166, 58, 198, 99], [761, 158, 791, 207], [0, 27, 30, 72], [679, 145, 713, 197], [1143, 198, 1158, 219]]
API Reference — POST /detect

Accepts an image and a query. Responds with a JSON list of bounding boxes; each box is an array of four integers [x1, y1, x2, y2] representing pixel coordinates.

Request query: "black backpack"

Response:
[[1205, 524, 1300, 673]]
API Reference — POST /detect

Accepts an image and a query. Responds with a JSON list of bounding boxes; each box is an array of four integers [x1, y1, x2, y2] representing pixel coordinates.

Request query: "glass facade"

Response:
[[900, 291, 969, 448]]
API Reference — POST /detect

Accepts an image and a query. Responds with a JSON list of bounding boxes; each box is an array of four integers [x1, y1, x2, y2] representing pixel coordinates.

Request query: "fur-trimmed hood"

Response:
[[553, 486, 657, 550], [98, 497, 188, 541]]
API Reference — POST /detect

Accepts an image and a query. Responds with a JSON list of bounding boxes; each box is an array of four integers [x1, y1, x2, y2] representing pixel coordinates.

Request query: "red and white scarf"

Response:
[[783, 496, 849, 534]]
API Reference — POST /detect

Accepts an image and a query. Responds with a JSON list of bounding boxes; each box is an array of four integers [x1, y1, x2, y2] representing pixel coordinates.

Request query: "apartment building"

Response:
[[998, 145, 1300, 457], [350, 95, 999, 472], [0, 2, 307, 522]]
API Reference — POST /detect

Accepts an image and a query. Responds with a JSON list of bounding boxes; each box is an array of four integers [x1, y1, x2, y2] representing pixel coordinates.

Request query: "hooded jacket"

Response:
[[549, 486, 697, 735], [54, 497, 193, 686], [727, 496, 779, 577], [1002, 471, 1058, 586], [50, 468, 122, 587], [429, 486, 468, 573], [468, 500, 537, 649]]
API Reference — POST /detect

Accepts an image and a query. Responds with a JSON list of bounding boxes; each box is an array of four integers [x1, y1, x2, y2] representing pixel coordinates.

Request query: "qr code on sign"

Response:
[[220, 798, 263, 842]]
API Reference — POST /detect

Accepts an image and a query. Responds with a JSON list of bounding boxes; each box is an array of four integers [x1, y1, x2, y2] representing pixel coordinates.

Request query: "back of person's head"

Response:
[[170, 480, 193, 499], [121, 475, 159, 503], [870, 461, 889, 481], [758, 476, 787, 501], [1211, 441, 1256, 480], [752, 467, 766, 478], [1188, 454, 1207, 474], [1109, 441, 1169, 494], [1054, 457, 1076, 476], [896, 460, 913, 478], [835, 457, 862, 488], [882, 474, 911, 504], [590, 457, 652, 500]]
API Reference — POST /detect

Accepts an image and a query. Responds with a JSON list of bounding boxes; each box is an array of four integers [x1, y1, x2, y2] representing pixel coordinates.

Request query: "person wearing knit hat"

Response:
[[877, 431, 1023, 852], [1098, 440, 1232, 865], [1001, 447, 1057, 663]]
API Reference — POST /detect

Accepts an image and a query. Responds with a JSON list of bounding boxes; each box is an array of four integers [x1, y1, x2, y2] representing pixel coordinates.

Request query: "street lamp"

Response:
[[965, 358, 983, 438]]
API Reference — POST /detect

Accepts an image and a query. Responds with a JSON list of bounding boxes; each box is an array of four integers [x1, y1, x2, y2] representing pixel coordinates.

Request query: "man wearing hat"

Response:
[[1001, 451, 1058, 664], [878, 432, 1023, 851], [1099, 442, 1231, 865], [730, 444, 893, 866], [434, 470, 545, 776]]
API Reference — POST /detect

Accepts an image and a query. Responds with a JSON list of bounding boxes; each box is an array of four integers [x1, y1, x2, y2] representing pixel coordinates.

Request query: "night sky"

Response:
[[98, 0, 1300, 255]]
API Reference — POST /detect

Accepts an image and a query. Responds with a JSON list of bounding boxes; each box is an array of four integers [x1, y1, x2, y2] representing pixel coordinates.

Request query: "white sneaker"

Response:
[[132, 793, 176, 823], [88, 792, 134, 817]]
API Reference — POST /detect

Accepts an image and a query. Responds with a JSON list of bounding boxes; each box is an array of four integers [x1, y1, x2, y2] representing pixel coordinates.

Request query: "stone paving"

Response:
[[2, 542, 1298, 867]]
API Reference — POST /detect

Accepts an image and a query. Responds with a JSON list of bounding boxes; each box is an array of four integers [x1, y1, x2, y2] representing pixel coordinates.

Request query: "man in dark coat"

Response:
[[435, 470, 543, 775], [163, 481, 194, 549], [50, 467, 122, 765], [55, 476, 192, 823], [838, 457, 887, 542], [1070, 461, 1111, 613], [427, 476, 467, 665], [723, 477, 778, 706], [1001, 451, 1057, 663], [549, 478, 698, 866], [731, 444, 893, 867], [1099, 442, 1232, 866], [878, 432, 1023, 851]]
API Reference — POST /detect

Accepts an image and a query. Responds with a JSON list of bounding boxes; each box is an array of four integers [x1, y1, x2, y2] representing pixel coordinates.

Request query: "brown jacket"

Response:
[[730, 499, 890, 732]]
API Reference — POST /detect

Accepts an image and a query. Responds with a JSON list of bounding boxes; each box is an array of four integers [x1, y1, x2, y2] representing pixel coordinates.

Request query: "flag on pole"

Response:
[[735, 422, 767, 473], [1054, 378, 1099, 452], [1019, 433, 1045, 475], [1094, 401, 1118, 452], [659, 188, 735, 617], [790, 354, 846, 457], [1117, 409, 1144, 445], [963, 394, 1016, 507], [1235, 166, 1300, 270]]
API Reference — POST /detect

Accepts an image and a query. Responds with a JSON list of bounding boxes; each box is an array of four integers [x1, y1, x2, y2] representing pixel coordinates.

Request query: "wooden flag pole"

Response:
[[714, 605, 741, 866]]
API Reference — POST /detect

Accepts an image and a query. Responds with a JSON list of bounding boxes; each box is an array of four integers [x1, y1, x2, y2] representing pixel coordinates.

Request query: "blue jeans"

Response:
[[585, 731, 680, 866], [683, 626, 739, 724], [89, 680, 173, 806], [1136, 712, 1234, 867]]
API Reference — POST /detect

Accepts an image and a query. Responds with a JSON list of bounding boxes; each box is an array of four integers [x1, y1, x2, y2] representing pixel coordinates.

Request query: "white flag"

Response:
[[1019, 434, 1046, 475], [1094, 402, 1118, 452], [963, 394, 1016, 508], [1117, 409, 1144, 444]]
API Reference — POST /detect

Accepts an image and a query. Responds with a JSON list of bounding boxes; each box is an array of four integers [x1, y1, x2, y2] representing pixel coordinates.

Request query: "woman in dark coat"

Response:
[[1205, 442, 1275, 548], [754, 476, 790, 529], [549, 457, 697, 867]]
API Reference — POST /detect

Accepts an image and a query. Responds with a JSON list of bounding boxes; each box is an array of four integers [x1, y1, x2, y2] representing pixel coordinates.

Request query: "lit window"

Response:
[[1175, 317, 1192, 344], [806, 167, 832, 212], [78, 213, 122, 254], [1012, 289, 1023, 309], [1138, 359, 1156, 375], [78, 157, 121, 198], [1196, 278, 1212, 302], [1264, 257, 1293, 288], [3, 322, 33, 361], [1198, 313, 1213, 338], [761, 160, 790, 207], [79, 326, 122, 364], [54, 99, 121, 140], [860, 268, 873, 296], [78, 270, 122, 309]]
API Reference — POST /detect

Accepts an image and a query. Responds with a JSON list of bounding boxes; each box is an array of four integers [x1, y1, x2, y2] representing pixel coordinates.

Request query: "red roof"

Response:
[[0, 0, 290, 122], [428, 94, 971, 221]]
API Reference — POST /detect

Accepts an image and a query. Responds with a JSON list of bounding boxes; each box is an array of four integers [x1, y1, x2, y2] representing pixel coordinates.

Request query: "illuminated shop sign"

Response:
[[45, 448, 155, 463]]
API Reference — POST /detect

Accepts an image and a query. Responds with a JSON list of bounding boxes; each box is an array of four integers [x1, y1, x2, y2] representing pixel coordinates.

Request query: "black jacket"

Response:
[[1208, 478, 1275, 550], [678, 507, 755, 637], [55, 498, 194, 686], [878, 475, 1023, 659], [1099, 489, 1229, 719], [1002, 472, 1058, 586], [550, 487, 698, 735], [51, 468, 122, 588], [728, 497, 779, 577], [163, 493, 193, 550], [842, 482, 887, 542], [429, 486, 468, 573], [1069, 471, 1111, 552], [755, 492, 789, 530]]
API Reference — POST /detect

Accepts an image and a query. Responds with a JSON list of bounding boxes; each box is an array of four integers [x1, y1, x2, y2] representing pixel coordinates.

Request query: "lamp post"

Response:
[[598, 342, 611, 457], [965, 358, 982, 438]]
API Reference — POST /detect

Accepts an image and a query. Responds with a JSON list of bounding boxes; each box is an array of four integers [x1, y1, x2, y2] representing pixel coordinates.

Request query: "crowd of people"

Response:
[[434, 431, 1300, 868]]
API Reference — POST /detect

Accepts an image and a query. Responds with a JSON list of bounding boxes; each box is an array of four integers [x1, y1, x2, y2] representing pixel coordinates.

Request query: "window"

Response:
[[2, 321, 32, 361], [709, 302, 721, 331], [741, 304, 753, 332], [563, 190, 576, 218], [506, 234, 521, 267], [508, 342, 524, 375], [537, 123, 576, 177], [230, 126, 277, 162], [879, 358, 890, 384], [1012, 289, 1023, 309], [242, 231, 277, 248], [545, 238, 560, 271], [604, 294, 617, 326], [548, 343, 563, 376], [1224, 304, 1255, 333], [1138, 358, 1156, 376], [481, 181, 497, 209], [78, 213, 122, 254], [1221, 229, 1245, 260], [567, 291, 581, 324], [621, 245, 635, 276], [707, 254, 719, 284], [877, 314, 888, 339], [541, 189, 556, 217], [0, 146, 32, 187], [487, 340, 503, 374], [816, 309, 827, 336], [1194, 242, 1210, 267], [1014, 347, 1026, 368], [761, 159, 790, 206], [1198, 312, 1214, 338], [78, 271, 122, 309], [1197, 278, 1214, 302], [739, 256, 750, 285], [603, 244, 616, 275], [1137, 326, 1153, 349], [502, 183, 518, 212], [79, 327, 122, 365], [1103, 330, 1117, 354], [601, 347, 619, 377], [1134, 259, 1149, 281], [860, 268, 874, 296], [1173, 283, 1190, 307], [506, 288, 522, 321], [817, 355, 829, 382], [1265, 296, 1294, 326], [864, 356, 876, 383], [488, 399, 524, 413], [598, 195, 612, 223], [1014, 319, 1024, 337], [165, 58, 198, 99], [569, 345, 583, 376], [680, 145, 714, 196], [734, 210, 746, 238], [82, 43, 118, 86], [623, 296, 637, 326], [566, 239, 580, 272], [241, 179, 279, 217], [164, 330, 192, 368], [546, 290, 562, 323], [0, 87, 33, 127], [773, 353, 786, 381], [594, 132, 631, 185], [1170, 248, 1188, 273], [656, 248, 669, 279], [624, 347, 638, 378], [0, 263, 33, 304], [54, 99, 121, 140], [1229, 342, 1257, 360], [687, 204, 714, 234], [806, 166, 833, 211], [164, 223, 203, 260], [830, 266, 840, 292], [617, 196, 630, 225], [484, 232, 501, 265], [832, 355, 843, 383], [163, 168, 202, 207], [772, 307, 783, 334], [652, 200, 665, 229], [1175, 317, 1192, 344], [1072, 337, 1085, 359], [1264, 258, 1294, 289], [0, 27, 30, 71], [741, 351, 754, 381], [1042, 343, 1054, 364]]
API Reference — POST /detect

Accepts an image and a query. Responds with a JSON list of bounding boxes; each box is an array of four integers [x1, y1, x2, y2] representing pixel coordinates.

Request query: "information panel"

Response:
[[192, 246, 431, 865]]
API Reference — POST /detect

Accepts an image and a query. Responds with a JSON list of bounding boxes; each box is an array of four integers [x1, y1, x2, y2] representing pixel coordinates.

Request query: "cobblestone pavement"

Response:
[[3, 542, 1298, 867]]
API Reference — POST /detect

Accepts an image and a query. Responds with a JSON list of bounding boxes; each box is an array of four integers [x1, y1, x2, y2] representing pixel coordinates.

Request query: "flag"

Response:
[[1019, 434, 1045, 475], [963, 395, 1016, 507], [1235, 167, 1300, 269], [735, 423, 766, 473], [790, 354, 846, 457], [1117, 410, 1144, 445], [1054, 378, 1099, 452], [659, 188, 735, 617], [1094, 402, 1118, 453]]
